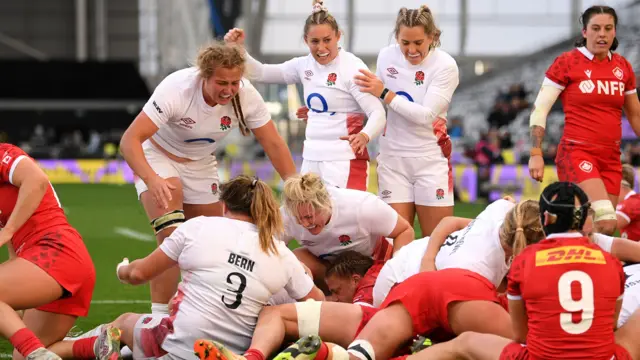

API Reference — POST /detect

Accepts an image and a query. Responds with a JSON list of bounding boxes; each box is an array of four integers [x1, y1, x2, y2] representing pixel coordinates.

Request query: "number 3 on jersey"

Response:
[[222, 272, 247, 309], [558, 270, 595, 334]]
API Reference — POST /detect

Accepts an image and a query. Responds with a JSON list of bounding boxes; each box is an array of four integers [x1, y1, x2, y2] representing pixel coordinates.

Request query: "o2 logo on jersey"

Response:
[[338, 234, 352, 246], [306, 93, 336, 115]]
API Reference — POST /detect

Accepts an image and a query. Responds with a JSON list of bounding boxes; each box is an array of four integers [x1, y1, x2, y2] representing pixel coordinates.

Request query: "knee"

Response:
[[455, 332, 483, 357], [112, 312, 137, 328]]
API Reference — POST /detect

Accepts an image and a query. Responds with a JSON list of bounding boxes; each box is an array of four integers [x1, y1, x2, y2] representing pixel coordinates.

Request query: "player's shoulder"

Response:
[[239, 78, 263, 99], [431, 48, 458, 69], [377, 44, 400, 63], [611, 52, 631, 66], [0, 143, 23, 155], [339, 50, 368, 70]]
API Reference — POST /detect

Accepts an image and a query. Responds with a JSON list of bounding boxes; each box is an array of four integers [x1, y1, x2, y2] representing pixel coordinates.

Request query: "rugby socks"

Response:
[[71, 336, 98, 359], [244, 348, 265, 360], [151, 303, 169, 315], [9, 328, 45, 358]]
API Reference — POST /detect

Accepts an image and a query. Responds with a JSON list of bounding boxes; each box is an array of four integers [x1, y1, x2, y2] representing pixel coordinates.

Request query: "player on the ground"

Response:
[[528, 5, 640, 236], [119, 42, 297, 314], [57, 175, 324, 360], [281, 172, 414, 292], [224, 0, 386, 191], [354, 5, 459, 236], [0, 143, 99, 360], [324, 250, 382, 306], [616, 164, 640, 240], [407, 182, 631, 360]]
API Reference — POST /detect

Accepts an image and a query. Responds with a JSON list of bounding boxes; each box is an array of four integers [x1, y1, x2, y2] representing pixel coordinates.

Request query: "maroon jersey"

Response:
[[507, 234, 625, 360], [0, 143, 70, 250], [545, 47, 636, 146], [616, 191, 640, 241]]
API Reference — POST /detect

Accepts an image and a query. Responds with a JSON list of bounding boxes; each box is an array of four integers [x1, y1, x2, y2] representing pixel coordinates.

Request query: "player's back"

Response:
[[511, 234, 624, 360]]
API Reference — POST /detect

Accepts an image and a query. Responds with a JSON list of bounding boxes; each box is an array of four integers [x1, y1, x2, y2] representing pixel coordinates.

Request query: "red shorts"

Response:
[[355, 305, 379, 337], [555, 140, 622, 196], [499, 342, 631, 360], [16, 227, 96, 317], [379, 268, 499, 336], [352, 262, 384, 306]]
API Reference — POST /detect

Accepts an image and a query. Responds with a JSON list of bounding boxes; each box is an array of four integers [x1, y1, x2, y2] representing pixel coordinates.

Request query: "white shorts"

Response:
[[372, 260, 401, 307], [301, 158, 369, 191], [376, 153, 453, 206], [132, 314, 180, 360], [135, 141, 220, 205]]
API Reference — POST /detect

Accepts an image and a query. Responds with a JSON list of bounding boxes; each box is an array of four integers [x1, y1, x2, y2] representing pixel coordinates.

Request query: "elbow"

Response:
[[128, 267, 149, 285]]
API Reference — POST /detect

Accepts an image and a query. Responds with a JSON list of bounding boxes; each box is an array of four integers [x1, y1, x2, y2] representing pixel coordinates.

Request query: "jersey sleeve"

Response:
[[507, 251, 527, 300], [387, 60, 459, 126], [281, 246, 315, 300], [358, 194, 399, 238], [240, 80, 271, 129], [475, 199, 516, 222], [244, 52, 302, 84], [590, 233, 614, 253], [159, 217, 205, 263], [545, 53, 570, 89], [616, 197, 640, 224], [615, 257, 626, 299], [344, 56, 386, 140], [624, 57, 637, 95], [141, 73, 180, 128], [0, 144, 29, 185]]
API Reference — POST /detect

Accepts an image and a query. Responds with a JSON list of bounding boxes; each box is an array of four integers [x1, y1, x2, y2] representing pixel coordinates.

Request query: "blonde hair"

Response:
[[622, 164, 635, 188], [220, 175, 282, 255], [304, 0, 340, 38], [195, 42, 250, 136], [394, 5, 442, 48], [499, 200, 544, 257], [282, 173, 332, 220]]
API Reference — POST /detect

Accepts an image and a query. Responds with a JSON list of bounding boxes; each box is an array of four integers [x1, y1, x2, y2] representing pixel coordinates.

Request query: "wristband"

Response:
[[379, 88, 390, 100], [116, 258, 130, 283]]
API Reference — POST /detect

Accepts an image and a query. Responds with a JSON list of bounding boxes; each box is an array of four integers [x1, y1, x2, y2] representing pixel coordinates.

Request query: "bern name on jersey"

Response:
[[228, 253, 255, 273]]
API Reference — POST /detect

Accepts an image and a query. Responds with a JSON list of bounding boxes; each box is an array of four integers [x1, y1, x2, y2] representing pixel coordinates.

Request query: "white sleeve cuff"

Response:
[[8, 155, 26, 185]]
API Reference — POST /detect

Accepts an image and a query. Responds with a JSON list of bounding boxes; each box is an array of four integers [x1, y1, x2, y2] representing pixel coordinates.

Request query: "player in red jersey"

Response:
[[404, 182, 631, 360], [0, 144, 122, 360], [528, 5, 640, 236], [324, 250, 383, 306], [616, 164, 640, 240]]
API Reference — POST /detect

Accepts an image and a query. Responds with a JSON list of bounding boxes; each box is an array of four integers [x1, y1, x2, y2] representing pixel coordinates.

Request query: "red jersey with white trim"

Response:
[[616, 191, 640, 241], [352, 261, 384, 306], [507, 234, 625, 360], [545, 47, 636, 146], [0, 143, 70, 250]]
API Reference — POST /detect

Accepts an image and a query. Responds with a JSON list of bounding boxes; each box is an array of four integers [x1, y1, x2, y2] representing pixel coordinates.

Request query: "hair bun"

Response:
[[312, 0, 328, 13]]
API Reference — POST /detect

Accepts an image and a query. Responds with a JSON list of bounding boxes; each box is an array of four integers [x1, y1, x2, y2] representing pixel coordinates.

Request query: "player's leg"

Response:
[[376, 154, 416, 225], [578, 178, 617, 235], [446, 300, 513, 339], [406, 332, 512, 360], [414, 155, 454, 236], [181, 154, 223, 218], [293, 247, 331, 293], [615, 307, 640, 359]]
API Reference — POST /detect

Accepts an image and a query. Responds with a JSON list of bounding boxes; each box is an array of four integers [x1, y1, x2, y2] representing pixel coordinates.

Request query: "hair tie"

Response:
[[251, 177, 259, 188], [312, 2, 328, 14], [515, 227, 524, 233]]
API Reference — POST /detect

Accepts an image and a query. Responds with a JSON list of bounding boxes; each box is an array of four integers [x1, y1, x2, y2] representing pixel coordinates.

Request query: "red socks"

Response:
[[9, 328, 45, 358], [244, 348, 265, 360], [71, 336, 98, 360], [315, 343, 329, 360]]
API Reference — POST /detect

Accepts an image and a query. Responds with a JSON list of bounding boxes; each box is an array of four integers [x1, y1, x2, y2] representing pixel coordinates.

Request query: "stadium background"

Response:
[[1, 0, 640, 356]]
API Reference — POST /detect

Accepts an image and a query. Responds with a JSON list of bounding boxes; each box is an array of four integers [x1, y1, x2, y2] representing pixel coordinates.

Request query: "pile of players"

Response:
[[2, 1, 640, 359]]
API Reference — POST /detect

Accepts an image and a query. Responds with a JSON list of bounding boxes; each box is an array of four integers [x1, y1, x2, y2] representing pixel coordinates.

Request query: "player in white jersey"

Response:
[[119, 42, 297, 314], [280, 172, 414, 292], [224, 0, 386, 191], [58, 176, 323, 360], [353, 5, 459, 236]]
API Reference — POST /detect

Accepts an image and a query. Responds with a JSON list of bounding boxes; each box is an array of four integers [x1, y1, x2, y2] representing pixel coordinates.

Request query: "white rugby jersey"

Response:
[[379, 236, 431, 285], [435, 199, 515, 288], [617, 264, 640, 328], [244, 50, 386, 161], [158, 216, 314, 357], [142, 67, 271, 160], [376, 45, 459, 157], [282, 186, 398, 260]]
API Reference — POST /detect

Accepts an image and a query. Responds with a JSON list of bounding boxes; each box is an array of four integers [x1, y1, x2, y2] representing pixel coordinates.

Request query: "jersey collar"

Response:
[[625, 190, 637, 200], [577, 46, 612, 61], [545, 232, 584, 239]]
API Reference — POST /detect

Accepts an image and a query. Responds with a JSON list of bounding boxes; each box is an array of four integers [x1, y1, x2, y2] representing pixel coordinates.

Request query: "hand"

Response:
[[502, 195, 516, 203], [224, 28, 246, 46], [296, 106, 309, 122], [353, 69, 384, 98], [116, 258, 130, 283], [146, 175, 176, 210], [0, 229, 13, 248], [528, 155, 545, 182], [339, 133, 370, 156]]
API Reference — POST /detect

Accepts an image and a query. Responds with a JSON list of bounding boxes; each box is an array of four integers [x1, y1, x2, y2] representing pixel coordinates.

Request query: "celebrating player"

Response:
[[354, 5, 459, 236], [119, 42, 296, 314], [616, 164, 640, 239], [0, 143, 96, 360], [528, 5, 640, 235], [56, 175, 323, 360], [281, 172, 414, 291], [224, 0, 387, 191], [409, 182, 630, 360]]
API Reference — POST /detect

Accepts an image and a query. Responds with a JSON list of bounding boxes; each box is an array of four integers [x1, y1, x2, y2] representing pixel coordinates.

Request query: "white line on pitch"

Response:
[[1, 354, 12, 358], [91, 299, 151, 304], [114, 227, 154, 242]]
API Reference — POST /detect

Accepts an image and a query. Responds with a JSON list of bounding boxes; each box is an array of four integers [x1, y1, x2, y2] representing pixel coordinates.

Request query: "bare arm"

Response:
[[419, 216, 473, 272], [252, 121, 297, 180], [117, 248, 178, 285], [509, 299, 528, 342], [298, 286, 325, 301], [623, 93, 640, 137], [387, 215, 415, 255], [119, 111, 160, 184]]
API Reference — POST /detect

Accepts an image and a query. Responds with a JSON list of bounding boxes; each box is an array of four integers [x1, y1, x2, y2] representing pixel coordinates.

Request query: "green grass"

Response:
[[0, 184, 486, 355]]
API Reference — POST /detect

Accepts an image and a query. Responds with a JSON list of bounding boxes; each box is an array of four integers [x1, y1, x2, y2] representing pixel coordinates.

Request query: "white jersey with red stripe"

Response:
[[435, 199, 516, 288], [158, 216, 313, 357], [142, 67, 271, 160], [281, 186, 398, 261], [376, 45, 459, 157], [244, 49, 385, 161]]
